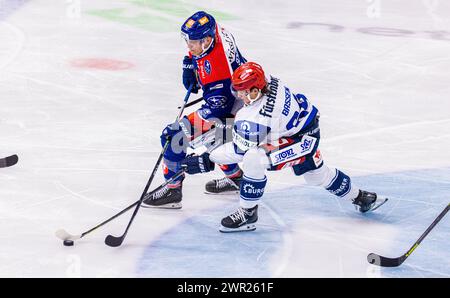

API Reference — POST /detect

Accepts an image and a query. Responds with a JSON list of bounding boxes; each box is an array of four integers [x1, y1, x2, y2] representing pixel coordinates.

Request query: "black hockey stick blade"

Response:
[[0, 154, 18, 168], [104, 170, 179, 247], [368, 203, 449, 267], [104, 234, 124, 247], [103, 169, 186, 247], [367, 253, 407, 267]]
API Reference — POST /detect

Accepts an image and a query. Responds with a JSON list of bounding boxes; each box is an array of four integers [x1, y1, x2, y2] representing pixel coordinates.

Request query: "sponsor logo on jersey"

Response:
[[232, 129, 258, 151], [221, 28, 236, 63], [274, 148, 295, 164], [233, 121, 270, 151], [269, 135, 317, 166], [328, 177, 349, 196], [270, 146, 298, 165], [300, 137, 314, 153], [207, 95, 227, 108], [282, 87, 291, 116], [313, 149, 323, 167], [199, 107, 212, 118], [209, 83, 223, 90], [204, 60, 211, 74], [240, 121, 251, 132], [259, 76, 279, 118], [242, 183, 265, 196], [235, 121, 266, 137]]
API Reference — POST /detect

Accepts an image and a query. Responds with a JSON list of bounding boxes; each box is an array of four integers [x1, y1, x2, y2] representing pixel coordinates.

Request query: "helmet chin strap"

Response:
[[246, 90, 262, 105], [200, 37, 214, 54]]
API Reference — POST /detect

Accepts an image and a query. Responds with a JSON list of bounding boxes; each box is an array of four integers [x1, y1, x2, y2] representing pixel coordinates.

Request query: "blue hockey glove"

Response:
[[160, 116, 192, 147], [181, 153, 215, 175], [160, 122, 182, 145], [182, 56, 199, 94]]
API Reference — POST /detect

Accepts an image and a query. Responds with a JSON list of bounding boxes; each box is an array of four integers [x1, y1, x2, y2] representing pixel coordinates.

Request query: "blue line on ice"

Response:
[[137, 168, 450, 277]]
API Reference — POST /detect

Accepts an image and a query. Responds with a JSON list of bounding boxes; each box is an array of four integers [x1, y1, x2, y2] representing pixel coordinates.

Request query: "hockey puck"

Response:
[[63, 240, 74, 246]]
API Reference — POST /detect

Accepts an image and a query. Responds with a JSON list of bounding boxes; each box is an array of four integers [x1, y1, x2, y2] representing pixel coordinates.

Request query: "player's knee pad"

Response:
[[242, 147, 269, 179], [240, 175, 267, 209]]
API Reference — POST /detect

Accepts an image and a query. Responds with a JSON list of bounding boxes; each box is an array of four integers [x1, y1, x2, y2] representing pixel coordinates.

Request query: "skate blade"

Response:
[[204, 190, 239, 195], [370, 197, 388, 212], [219, 224, 256, 233], [141, 202, 182, 209]]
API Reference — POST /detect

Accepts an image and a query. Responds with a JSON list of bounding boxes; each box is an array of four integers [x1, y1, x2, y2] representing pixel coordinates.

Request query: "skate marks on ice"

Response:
[[137, 168, 450, 277]]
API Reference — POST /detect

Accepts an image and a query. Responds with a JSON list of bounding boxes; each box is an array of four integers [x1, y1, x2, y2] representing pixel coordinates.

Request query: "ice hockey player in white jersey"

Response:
[[181, 62, 387, 232]]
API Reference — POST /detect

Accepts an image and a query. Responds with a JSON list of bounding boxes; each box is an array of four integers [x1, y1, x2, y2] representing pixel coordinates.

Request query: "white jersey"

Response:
[[232, 76, 319, 152]]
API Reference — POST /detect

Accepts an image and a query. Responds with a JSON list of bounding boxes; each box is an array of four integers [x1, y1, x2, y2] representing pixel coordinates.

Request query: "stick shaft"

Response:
[[105, 85, 194, 246]]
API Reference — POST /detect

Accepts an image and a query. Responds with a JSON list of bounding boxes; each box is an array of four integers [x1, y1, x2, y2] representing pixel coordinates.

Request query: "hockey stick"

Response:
[[0, 154, 18, 168], [178, 96, 203, 109], [104, 85, 194, 247], [55, 169, 186, 242], [367, 203, 450, 267]]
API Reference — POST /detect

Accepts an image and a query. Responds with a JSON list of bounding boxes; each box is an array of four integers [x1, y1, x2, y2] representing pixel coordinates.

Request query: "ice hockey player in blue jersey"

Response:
[[141, 11, 247, 209], [181, 62, 387, 232]]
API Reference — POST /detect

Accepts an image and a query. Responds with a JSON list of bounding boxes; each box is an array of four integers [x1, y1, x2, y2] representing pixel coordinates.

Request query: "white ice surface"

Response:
[[0, 0, 449, 277]]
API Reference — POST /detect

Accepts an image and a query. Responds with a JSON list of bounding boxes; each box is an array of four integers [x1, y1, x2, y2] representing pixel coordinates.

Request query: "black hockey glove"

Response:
[[181, 153, 215, 175], [182, 56, 199, 94]]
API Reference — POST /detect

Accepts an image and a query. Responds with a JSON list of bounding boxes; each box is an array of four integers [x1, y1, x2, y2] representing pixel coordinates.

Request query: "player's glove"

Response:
[[182, 56, 199, 94], [160, 116, 192, 147], [181, 153, 215, 175], [160, 122, 182, 145]]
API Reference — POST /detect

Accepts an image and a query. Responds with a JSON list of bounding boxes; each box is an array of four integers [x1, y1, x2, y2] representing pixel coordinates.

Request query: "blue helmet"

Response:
[[181, 11, 216, 41]]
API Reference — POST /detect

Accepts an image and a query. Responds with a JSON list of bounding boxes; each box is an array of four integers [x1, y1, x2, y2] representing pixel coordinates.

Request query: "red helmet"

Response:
[[231, 62, 266, 91]]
